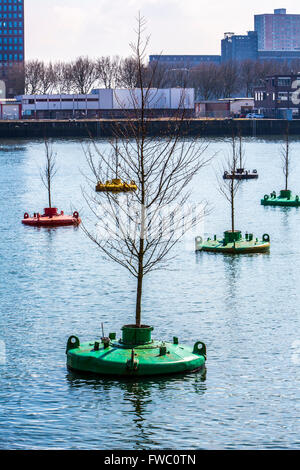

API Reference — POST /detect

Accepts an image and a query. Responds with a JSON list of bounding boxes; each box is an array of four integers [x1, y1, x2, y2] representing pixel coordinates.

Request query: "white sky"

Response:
[[25, 0, 299, 61]]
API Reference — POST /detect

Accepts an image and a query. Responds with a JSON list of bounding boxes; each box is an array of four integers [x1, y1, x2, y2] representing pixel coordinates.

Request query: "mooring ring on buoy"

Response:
[[264, 195, 269, 201], [193, 341, 207, 359], [73, 211, 79, 219], [24, 212, 29, 219], [262, 233, 270, 242], [66, 336, 80, 353]]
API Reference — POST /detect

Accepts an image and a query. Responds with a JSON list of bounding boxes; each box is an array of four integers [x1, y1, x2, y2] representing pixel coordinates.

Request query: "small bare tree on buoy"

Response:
[[82, 14, 212, 328], [40, 140, 57, 209], [281, 123, 291, 191], [218, 133, 244, 234]]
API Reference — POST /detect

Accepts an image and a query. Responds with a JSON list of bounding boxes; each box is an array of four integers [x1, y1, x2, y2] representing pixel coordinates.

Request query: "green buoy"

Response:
[[198, 132, 270, 255], [195, 230, 270, 254], [261, 125, 298, 208], [261, 190, 300, 207], [66, 325, 206, 377]]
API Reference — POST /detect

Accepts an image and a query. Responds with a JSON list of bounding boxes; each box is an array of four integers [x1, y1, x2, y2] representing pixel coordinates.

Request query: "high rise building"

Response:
[[0, 0, 25, 98], [255, 9, 300, 51], [221, 31, 258, 62]]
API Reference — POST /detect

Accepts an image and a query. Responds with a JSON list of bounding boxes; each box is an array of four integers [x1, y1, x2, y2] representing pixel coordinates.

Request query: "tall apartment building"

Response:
[[0, 0, 25, 98], [255, 9, 300, 51]]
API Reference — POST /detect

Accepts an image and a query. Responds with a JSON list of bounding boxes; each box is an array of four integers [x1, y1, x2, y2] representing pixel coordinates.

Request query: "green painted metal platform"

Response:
[[195, 231, 270, 254], [66, 326, 206, 377], [261, 190, 300, 207]]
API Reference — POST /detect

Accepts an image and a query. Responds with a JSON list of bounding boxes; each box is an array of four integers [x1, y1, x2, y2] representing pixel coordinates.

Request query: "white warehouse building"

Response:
[[17, 88, 195, 119]]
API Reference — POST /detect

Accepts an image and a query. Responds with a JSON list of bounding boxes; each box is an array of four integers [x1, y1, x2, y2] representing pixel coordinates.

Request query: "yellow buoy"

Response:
[[96, 179, 137, 193]]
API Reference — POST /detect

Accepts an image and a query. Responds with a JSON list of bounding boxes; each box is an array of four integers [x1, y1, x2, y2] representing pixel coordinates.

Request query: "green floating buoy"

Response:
[[66, 325, 206, 377], [261, 190, 300, 207], [195, 230, 270, 254]]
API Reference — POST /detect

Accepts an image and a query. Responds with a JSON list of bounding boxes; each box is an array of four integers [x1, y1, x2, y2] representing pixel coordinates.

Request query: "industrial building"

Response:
[[0, 98, 21, 119], [195, 98, 254, 118], [149, 55, 221, 67], [150, 9, 300, 66], [221, 31, 258, 62], [254, 74, 300, 118], [17, 88, 195, 119], [0, 0, 25, 97]]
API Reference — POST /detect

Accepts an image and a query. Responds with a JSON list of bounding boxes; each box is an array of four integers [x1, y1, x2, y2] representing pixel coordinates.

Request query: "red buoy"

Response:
[[22, 208, 81, 227]]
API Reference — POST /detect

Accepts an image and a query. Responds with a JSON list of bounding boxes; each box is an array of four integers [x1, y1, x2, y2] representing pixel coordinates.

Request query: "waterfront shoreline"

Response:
[[0, 118, 299, 138]]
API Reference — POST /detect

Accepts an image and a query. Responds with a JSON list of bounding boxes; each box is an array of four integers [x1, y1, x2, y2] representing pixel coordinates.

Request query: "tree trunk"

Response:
[[135, 240, 144, 328], [285, 142, 289, 191], [285, 126, 289, 191], [231, 181, 234, 233], [48, 178, 51, 208]]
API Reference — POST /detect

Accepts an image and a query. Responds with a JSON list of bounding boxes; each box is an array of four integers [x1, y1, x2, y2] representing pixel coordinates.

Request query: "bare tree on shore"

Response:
[[23, 54, 300, 98], [118, 57, 143, 88], [25, 60, 44, 94], [39, 62, 57, 95], [52, 62, 73, 94], [96, 56, 121, 89], [70, 56, 97, 94], [192, 64, 221, 101], [82, 15, 212, 328]]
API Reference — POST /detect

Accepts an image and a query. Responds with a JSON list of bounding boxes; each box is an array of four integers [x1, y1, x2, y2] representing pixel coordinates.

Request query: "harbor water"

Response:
[[0, 137, 299, 449]]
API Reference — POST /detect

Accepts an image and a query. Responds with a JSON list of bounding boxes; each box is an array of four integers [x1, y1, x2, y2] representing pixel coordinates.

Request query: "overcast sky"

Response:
[[25, 0, 299, 61]]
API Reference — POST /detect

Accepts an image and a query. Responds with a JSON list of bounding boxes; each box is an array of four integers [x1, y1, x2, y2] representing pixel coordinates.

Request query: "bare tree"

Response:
[[118, 57, 141, 88], [96, 56, 120, 89], [23, 57, 300, 100], [51, 62, 73, 94], [40, 141, 58, 209], [218, 133, 243, 233], [39, 62, 57, 94], [281, 123, 291, 191], [219, 62, 239, 98], [25, 60, 44, 94], [192, 63, 220, 100], [240, 60, 257, 97], [69, 56, 97, 94], [147, 61, 169, 88], [82, 15, 212, 328]]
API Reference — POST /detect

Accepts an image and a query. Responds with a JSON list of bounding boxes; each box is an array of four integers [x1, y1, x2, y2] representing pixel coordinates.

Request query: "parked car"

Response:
[[246, 113, 264, 119]]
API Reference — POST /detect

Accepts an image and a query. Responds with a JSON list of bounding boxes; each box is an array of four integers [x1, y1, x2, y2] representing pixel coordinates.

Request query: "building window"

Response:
[[277, 77, 291, 87], [278, 91, 289, 101]]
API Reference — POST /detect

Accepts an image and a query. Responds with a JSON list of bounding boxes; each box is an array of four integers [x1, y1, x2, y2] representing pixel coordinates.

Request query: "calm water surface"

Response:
[[0, 137, 299, 450]]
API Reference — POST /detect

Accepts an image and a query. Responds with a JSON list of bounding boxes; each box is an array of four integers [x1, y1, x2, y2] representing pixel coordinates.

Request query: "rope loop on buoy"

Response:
[[262, 233, 270, 242], [193, 341, 207, 359], [195, 236, 203, 251], [73, 211, 79, 219], [264, 194, 269, 201], [66, 336, 80, 353]]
